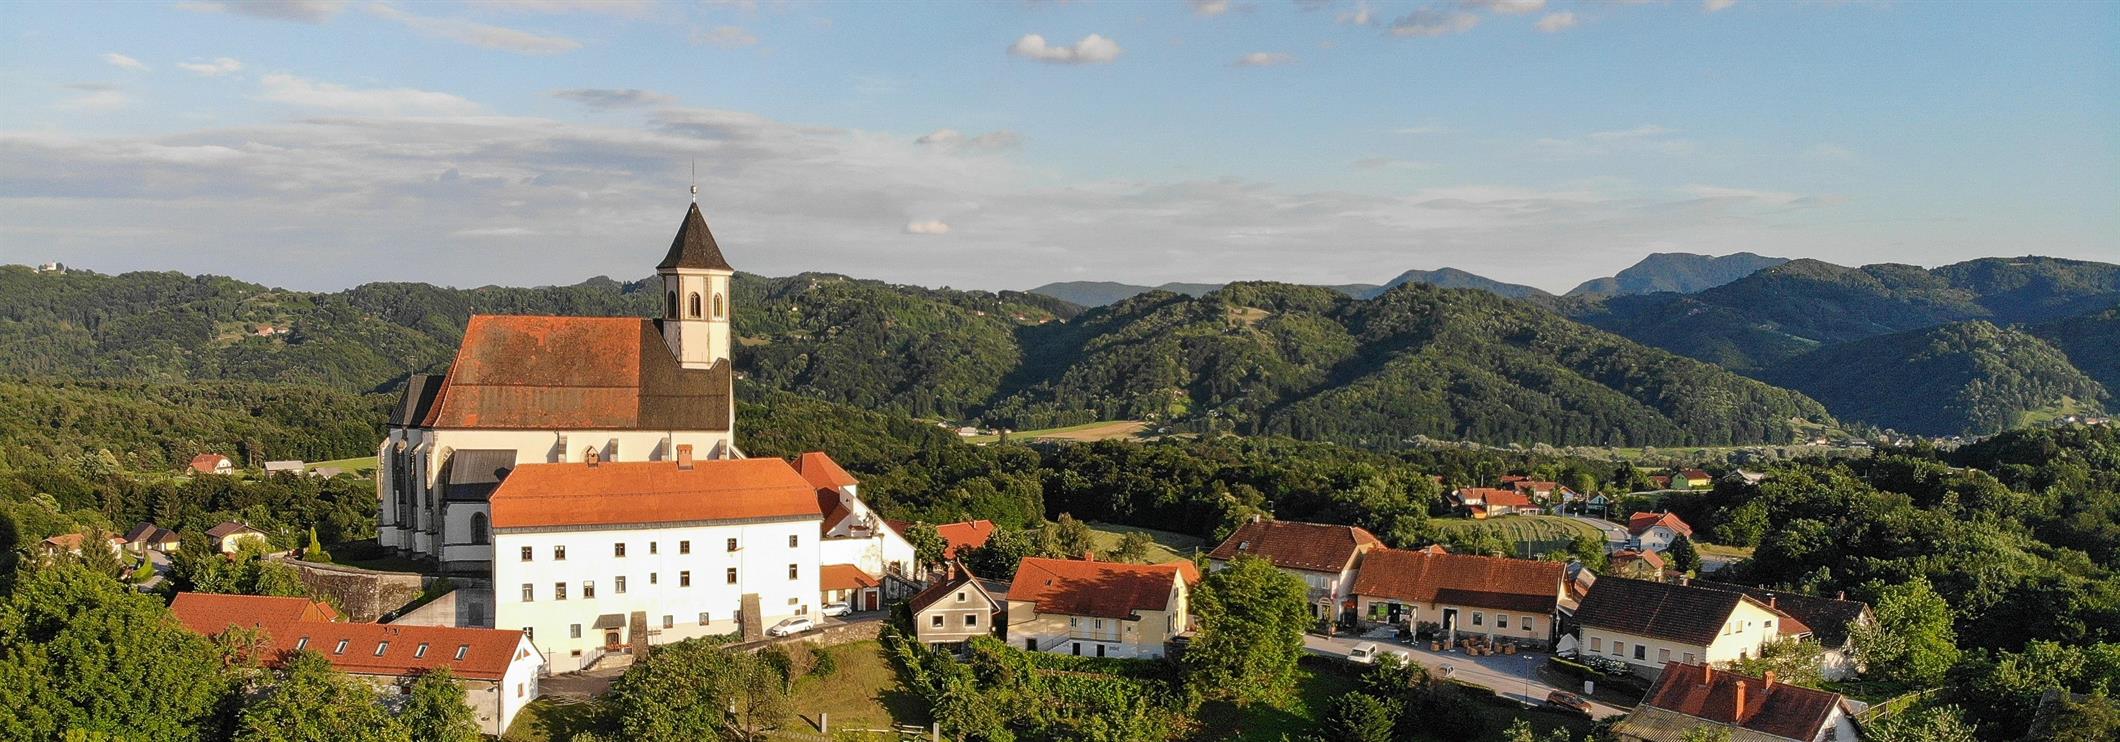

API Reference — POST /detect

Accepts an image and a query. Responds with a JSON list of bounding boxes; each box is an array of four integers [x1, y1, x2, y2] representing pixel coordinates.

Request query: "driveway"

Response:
[[1304, 630, 1627, 719], [1566, 514, 1631, 552]]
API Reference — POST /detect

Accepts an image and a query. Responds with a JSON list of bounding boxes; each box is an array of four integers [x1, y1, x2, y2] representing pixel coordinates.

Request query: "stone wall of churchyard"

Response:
[[287, 560, 434, 622]]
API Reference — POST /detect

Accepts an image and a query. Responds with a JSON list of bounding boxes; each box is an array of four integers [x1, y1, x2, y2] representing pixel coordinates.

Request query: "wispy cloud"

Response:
[[915, 128, 1022, 150], [470, 0, 656, 16], [1352, 156, 1436, 170], [175, 0, 347, 23], [366, 3, 581, 55], [177, 57, 244, 77], [452, 226, 539, 237], [1461, 0, 1544, 15], [1190, 0, 1246, 16], [1233, 52, 1295, 67], [692, 26, 758, 47], [552, 88, 675, 109], [56, 85, 133, 112], [1535, 12, 1577, 33], [904, 220, 951, 235], [1008, 33, 1123, 64], [1534, 124, 1695, 157], [1704, 0, 1738, 12], [1389, 9, 1480, 38], [256, 73, 480, 115], [1337, 1, 1374, 26], [102, 52, 150, 72]]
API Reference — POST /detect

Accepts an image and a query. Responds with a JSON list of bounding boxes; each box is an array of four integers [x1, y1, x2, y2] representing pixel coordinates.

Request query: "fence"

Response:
[[1854, 687, 1941, 725]]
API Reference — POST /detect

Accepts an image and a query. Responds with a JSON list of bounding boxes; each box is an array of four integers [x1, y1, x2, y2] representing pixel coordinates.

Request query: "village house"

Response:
[[263, 460, 306, 476], [170, 593, 543, 736], [205, 521, 269, 553], [1612, 662, 1862, 742], [1628, 511, 1695, 553], [1574, 578, 1805, 679], [123, 522, 181, 554], [1347, 548, 1569, 643], [1675, 469, 1713, 489], [39, 531, 125, 556], [908, 563, 1008, 647], [1696, 580, 1875, 681], [1452, 487, 1541, 518], [935, 519, 997, 560], [1206, 519, 1381, 622], [1609, 549, 1666, 580], [1005, 556, 1199, 659], [188, 453, 234, 476], [820, 563, 883, 613]]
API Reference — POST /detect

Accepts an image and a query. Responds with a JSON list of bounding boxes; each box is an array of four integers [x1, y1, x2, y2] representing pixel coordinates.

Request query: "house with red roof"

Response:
[[1207, 518, 1382, 622], [1675, 469, 1714, 489], [1452, 487, 1541, 518], [934, 519, 998, 560], [1612, 662, 1860, 742], [1609, 549, 1667, 579], [1574, 578, 1809, 679], [1628, 511, 1696, 553], [1006, 556, 1200, 658], [1348, 549, 1569, 641], [170, 593, 542, 736], [188, 453, 233, 476], [39, 531, 125, 556], [909, 563, 1009, 647]]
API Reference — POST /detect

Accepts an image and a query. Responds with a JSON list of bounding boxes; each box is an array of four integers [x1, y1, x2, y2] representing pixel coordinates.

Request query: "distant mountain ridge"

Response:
[[1760, 320, 2109, 436], [1567, 252, 1788, 297], [1028, 267, 1545, 306]]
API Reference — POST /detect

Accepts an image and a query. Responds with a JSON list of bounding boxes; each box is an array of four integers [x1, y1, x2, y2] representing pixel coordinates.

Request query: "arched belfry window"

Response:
[[712, 293, 725, 319], [666, 291, 678, 319], [688, 292, 702, 318], [470, 512, 490, 545]]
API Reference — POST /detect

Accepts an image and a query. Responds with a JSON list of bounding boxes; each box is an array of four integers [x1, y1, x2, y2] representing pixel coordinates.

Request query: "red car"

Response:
[[1545, 690, 1593, 715]]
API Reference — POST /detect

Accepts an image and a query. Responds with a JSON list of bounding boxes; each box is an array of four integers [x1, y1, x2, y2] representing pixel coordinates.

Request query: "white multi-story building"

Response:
[[375, 202, 911, 669]]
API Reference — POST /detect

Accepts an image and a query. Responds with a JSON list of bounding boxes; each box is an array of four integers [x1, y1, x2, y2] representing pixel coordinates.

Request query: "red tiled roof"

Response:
[[1641, 662, 1845, 741], [797, 452, 860, 489], [1678, 469, 1712, 481], [935, 520, 997, 559], [1206, 520, 1381, 573], [1628, 512, 1695, 538], [1612, 549, 1666, 571], [1008, 557, 1199, 620], [1348, 549, 1565, 614], [1457, 488, 1534, 509], [41, 532, 124, 550], [820, 564, 879, 592], [420, 315, 731, 431], [171, 594, 526, 681], [488, 458, 823, 529], [189, 454, 229, 474], [170, 593, 340, 634]]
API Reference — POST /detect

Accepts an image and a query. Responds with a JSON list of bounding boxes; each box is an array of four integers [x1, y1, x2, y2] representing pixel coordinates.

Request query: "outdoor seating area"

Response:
[[1431, 634, 1522, 656]]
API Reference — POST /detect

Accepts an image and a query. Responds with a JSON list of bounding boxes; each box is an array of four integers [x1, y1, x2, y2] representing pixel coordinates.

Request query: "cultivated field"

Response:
[[1433, 514, 1608, 558], [1086, 522, 1205, 564], [967, 420, 1148, 444]]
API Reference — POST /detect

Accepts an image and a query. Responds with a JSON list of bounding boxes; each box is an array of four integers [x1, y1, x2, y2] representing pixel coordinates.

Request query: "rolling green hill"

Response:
[[2031, 308, 2120, 395], [1760, 321, 2110, 436], [1565, 251, 1787, 297]]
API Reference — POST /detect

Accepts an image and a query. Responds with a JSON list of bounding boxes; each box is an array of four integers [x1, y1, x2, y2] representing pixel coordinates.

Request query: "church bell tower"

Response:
[[656, 200, 734, 370]]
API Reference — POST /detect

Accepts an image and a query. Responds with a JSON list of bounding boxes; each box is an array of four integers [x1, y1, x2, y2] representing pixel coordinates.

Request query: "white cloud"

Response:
[[56, 89, 133, 112], [904, 220, 951, 235], [692, 26, 759, 47], [1461, 0, 1544, 16], [257, 73, 480, 115], [1681, 185, 1804, 206], [1588, 124, 1677, 141], [102, 53, 150, 72], [1190, 0, 1233, 16], [1233, 52, 1294, 67], [469, 0, 655, 16], [1008, 33, 1123, 64], [174, 0, 346, 23], [366, 3, 581, 55], [176, 57, 244, 77], [552, 88, 675, 108], [1535, 11, 1577, 32], [1389, 9, 1480, 38], [1337, 1, 1374, 26], [1704, 0, 1737, 12], [453, 226, 539, 237], [915, 128, 1021, 150], [1534, 124, 1694, 158]]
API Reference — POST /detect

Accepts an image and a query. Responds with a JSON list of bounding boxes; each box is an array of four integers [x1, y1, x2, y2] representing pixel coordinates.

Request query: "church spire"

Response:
[[658, 202, 733, 272]]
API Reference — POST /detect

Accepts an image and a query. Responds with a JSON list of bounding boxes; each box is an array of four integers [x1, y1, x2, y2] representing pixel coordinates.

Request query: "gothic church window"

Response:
[[689, 292, 702, 318]]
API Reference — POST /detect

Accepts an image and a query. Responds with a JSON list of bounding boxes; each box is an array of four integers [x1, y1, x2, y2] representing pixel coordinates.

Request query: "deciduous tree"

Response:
[[399, 667, 479, 742], [1183, 555, 1310, 706]]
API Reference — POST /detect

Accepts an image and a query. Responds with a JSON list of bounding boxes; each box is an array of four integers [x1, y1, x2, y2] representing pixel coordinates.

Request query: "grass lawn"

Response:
[[1086, 522, 1206, 563], [501, 698, 601, 742], [321, 540, 430, 573], [966, 420, 1146, 444], [1696, 542, 1755, 559], [1194, 656, 1361, 741], [783, 641, 930, 735], [306, 455, 377, 476], [1433, 515, 1607, 559]]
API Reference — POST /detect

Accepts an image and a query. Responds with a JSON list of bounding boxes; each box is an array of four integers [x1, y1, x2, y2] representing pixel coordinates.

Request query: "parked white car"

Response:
[[821, 602, 852, 617], [767, 617, 816, 637], [1349, 642, 1381, 664]]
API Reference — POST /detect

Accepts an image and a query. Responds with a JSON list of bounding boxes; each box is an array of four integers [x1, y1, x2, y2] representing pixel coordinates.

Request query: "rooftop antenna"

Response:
[[689, 159, 698, 203]]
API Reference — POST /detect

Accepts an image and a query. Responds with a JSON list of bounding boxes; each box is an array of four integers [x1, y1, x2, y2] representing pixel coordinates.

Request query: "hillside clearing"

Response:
[[967, 420, 1147, 444], [1085, 522, 1205, 563], [1433, 515, 1608, 558]]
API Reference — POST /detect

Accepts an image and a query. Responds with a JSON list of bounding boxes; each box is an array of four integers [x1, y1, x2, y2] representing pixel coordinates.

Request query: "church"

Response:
[[377, 202, 915, 673]]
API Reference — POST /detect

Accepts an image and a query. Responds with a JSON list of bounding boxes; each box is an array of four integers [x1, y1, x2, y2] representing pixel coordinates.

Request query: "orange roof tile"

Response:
[[1348, 549, 1565, 614], [1008, 557, 1199, 620], [189, 454, 229, 473], [1641, 662, 1846, 740], [1458, 487, 1535, 509], [820, 564, 880, 592], [1628, 511, 1695, 538], [1207, 520, 1381, 573], [170, 593, 340, 635], [797, 452, 860, 489], [935, 520, 997, 559], [421, 315, 730, 431], [488, 458, 823, 529], [170, 593, 525, 681]]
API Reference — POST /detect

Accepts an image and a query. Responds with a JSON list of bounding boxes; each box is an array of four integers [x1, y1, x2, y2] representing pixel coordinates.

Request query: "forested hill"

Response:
[[1760, 320, 2110, 436], [1565, 256, 2120, 372], [985, 281, 1833, 447]]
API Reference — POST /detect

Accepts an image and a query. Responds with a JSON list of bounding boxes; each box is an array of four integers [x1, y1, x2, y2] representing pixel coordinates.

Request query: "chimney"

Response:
[[1732, 680, 1747, 723], [1082, 551, 1096, 562], [1837, 590, 1847, 601], [1677, 574, 1689, 587], [1767, 594, 1777, 609], [586, 449, 600, 467], [1250, 513, 1262, 524], [1764, 670, 1776, 689], [676, 444, 694, 470], [1701, 662, 1713, 685]]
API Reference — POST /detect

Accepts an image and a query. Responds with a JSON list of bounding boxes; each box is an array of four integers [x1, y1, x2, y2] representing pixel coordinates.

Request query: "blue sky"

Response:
[[1, 0, 2113, 293]]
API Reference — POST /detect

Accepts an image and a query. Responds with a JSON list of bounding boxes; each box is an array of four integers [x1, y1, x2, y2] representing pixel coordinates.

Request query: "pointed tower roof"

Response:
[[658, 203, 733, 271]]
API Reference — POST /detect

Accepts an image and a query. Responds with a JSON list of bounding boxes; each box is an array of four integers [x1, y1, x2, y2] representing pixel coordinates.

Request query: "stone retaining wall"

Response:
[[285, 560, 434, 622]]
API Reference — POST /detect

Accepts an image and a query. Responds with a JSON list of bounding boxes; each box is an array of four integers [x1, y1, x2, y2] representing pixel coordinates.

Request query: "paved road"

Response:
[[1566, 514, 1631, 552], [1303, 630, 1627, 720]]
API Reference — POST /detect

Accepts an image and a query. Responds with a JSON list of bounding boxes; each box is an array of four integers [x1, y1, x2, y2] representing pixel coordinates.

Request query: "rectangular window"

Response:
[[699, 612, 711, 626], [414, 642, 428, 658], [520, 546, 533, 561], [1471, 612, 1483, 626], [1610, 641, 1622, 656], [521, 583, 534, 602], [726, 568, 737, 584], [788, 564, 799, 580], [615, 576, 627, 594], [1497, 614, 1509, 629], [931, 614, 944, 627], [570, 624, 582, 639], [333, 639, 349, 655], [296, 637, 309, 650], [680, 571, 691, 587], [680, 540, 691, 554], [649, 572, 658, 585], [455, 645, 469, 660], [374, 642, 389, 656], [1659, 648, 1671, 663], [1589, 637, 1601, 652], [649, 542, 658, 555], [726, 538, 738, 552], [554, 545, 566, 561], [1634, 645, 1647, 661], [662, 615, 673, 629], [1523, 616, 1535, 632], [956, 591, 967, 603], [1683, 652, 1696, 664], [554, 582, 567, 600], [788, 534, 799, 548], [614, 542, 626, 558], [582, 580, 596, 599], [965, 614, 979, 627]]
